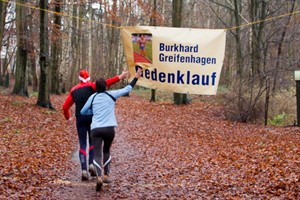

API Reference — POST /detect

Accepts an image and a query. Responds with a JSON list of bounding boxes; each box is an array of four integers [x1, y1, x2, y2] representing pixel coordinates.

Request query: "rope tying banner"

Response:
[[1, 0, 299, 31]]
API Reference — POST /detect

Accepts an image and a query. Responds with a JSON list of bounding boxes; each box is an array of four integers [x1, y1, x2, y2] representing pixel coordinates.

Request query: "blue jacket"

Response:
[[80, 85, 133, 130]]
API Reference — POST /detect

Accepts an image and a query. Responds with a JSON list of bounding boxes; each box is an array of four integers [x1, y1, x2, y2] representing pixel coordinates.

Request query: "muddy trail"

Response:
[[1, 92, 300, 199]]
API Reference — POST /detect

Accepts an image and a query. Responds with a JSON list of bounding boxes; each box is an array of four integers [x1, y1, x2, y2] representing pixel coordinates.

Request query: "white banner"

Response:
[[121, 26, 226, 95]]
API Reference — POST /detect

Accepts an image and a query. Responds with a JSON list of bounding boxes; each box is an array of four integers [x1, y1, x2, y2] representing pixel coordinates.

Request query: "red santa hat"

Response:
[[79, 70, 90, 83]]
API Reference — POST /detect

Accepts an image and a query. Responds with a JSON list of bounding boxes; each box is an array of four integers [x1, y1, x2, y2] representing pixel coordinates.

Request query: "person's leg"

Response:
[[86, 116, 96, 176], [102, 127, 115, 177], [91, 128, 105, 191], [88, 140, 96, 176], [88, 131, 94, 164], [76, 116, 88, 178], [91, 129, 103, 176]]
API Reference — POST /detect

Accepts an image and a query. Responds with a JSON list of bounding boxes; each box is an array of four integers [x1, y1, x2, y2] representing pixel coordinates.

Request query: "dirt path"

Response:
[[49, 96, 153, 200], [49, 126, 150, 200], [49, 94, 300, 199], [49, 95, 208, 199]]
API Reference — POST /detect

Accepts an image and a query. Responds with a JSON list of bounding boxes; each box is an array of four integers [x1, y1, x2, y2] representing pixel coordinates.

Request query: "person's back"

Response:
[[71, 82, 95, 117], [88, 86, 133, 130], [91, 92, 116, 128]]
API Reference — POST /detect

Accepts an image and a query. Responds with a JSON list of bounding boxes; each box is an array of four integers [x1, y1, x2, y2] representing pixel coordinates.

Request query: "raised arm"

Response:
[[109, 67, 142, 99], [106, 70, 129, 87]]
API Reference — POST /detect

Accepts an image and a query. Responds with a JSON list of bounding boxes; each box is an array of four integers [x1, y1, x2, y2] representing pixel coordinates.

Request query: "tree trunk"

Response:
[[232, 0, 245, 117], [13, 0, 28, 96], [78, 3, 84, 72], [172, 0, 189, 105], [250, 0, 266, 79], [0, 1, 8, 84], [149, 0, 157, 102], [0, 1, 7, 48], [107, 0, 118, 78], [29, 54, 38, 91], [272, 0, 297, 92], [233, 0, 243, 76], [50, 0, 62, 94], [27, 12, 38, 92], [36, 0, 53, 109], [88, 4, 93, 75], [70, 3, 79, 88]]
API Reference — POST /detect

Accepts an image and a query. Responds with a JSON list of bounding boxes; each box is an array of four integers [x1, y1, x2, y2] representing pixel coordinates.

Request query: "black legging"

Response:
[[76, 115, 94, 171], [91, 127, 115, 176]]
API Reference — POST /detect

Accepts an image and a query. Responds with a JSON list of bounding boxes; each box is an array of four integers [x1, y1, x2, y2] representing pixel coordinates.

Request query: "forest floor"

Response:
[[0, 89, 300, 199]]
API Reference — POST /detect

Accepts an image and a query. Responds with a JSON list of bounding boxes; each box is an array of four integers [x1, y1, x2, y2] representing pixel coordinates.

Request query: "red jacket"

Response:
[[62, 76, 120, 120]]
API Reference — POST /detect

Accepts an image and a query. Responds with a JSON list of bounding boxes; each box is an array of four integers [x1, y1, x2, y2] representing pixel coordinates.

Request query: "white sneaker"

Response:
[[82, 170, 88, 181], [89, 164, 97, 177]]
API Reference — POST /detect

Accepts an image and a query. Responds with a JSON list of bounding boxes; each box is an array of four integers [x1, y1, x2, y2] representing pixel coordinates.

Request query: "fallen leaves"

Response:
[[0, 94, 77, 199], [111, 94, 300, 199], [1, 92, 300, 199]]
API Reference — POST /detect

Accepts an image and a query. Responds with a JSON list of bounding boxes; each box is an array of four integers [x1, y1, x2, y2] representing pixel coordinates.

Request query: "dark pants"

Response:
[[91, 127, 115, 176], [76, 115, 94, 171]]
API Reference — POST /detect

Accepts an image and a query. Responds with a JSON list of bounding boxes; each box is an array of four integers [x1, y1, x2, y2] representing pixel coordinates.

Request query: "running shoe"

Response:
[[89, 164, 97, 177], [96, 176, 103, 191], [81, 170, 88, 181], [102, 175, 111, 184]]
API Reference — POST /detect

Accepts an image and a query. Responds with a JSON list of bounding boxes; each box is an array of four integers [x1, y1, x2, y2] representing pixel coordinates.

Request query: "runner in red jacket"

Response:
[[63, 69, 129, 180]]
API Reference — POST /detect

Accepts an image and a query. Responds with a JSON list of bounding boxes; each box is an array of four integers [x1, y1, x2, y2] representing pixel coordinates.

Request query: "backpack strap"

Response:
[[104, 92, 116, 102], [89, 92, 116, 110], [89, 92, 99, 109]]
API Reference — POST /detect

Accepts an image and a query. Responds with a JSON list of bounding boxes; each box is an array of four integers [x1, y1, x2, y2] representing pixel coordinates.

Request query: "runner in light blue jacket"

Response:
[[81, 67, 142, 192]]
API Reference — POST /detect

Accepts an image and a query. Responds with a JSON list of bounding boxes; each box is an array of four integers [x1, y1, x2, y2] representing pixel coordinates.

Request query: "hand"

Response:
[[119, 70, 129, 80], [135, 67, 142, 78]]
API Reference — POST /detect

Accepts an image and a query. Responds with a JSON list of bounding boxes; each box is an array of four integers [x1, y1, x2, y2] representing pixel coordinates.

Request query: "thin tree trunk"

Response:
[[0, 1, 7, 48], [272, 0, 297, 92], [13, 0, 28, 96], [50, 0, 62, 94], [29, 54, 38, 91], [172, 0, 189, 105], [37, 0, 53, 109], [107, 0, 118, 78], [250, 0, 266, 79], [149, 0, 157, 102], [70, 3, 78, 87], [78, 3, 84, 71], [88, 4, 93, 74], [27, 12, 38, 92], [0, 1, 8, 84]]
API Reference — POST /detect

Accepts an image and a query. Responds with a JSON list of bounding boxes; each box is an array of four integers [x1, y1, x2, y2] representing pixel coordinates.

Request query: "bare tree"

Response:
[[36, 0, 53, 108], [172, 0, 189, 105], [27, 8, 39, 92], [0, 1, 8, 84], [0, 1, 7, 47], [0, 0, 9, 87], [13, 0, 28, 96], [272, 0, 297, 92], [50, 0, 62, 94], [3, 0, 299, 125], [149, 0, 157, 102]]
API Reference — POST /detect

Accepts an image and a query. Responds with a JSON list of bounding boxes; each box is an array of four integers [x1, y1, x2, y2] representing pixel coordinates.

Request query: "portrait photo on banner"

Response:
[[131, 33, 153, 64]]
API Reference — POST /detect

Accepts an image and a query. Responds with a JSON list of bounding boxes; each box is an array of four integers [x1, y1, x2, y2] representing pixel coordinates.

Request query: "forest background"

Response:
[[1, 0, 300, 199], [0, 0, 300, 125]]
